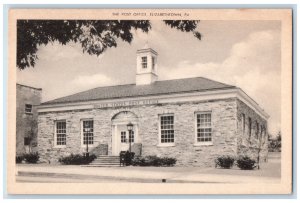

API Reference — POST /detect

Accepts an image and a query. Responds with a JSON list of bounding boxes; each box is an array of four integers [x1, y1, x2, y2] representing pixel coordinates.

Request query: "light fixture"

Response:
[[127, 122, 134, 131]]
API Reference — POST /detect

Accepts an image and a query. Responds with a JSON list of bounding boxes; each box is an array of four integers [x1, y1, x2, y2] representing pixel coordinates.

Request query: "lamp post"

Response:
[[127, 122, 134, 153], [84, 122, 90, 158]]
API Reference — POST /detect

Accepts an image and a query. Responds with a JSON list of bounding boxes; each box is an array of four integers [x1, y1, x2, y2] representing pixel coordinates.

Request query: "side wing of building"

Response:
[[16, 84, 42, 155]]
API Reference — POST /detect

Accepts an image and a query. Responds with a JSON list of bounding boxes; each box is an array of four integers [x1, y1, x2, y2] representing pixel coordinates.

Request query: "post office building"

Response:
[[37, 45, 269, 167]]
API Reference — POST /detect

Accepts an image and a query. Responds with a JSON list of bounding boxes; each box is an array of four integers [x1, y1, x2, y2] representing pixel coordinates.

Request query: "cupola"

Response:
[[136, 43, 158, 85]]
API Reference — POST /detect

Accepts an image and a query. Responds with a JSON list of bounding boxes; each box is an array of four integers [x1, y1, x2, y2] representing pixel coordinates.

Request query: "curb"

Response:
[[17, 171, 222, 183]]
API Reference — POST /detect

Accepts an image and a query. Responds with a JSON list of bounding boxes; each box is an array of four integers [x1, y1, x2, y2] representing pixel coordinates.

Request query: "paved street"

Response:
[[16, 153, 281, 183]]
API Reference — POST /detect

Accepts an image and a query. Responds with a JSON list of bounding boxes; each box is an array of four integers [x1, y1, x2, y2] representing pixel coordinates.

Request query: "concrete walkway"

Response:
[[16, 159, 281, 183]]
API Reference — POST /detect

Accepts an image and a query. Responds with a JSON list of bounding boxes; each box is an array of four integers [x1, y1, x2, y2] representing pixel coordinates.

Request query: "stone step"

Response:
[[95, 157, 120, 159], [94, 158, 120, 160], [92, 160, 120, 163], [81, 164, 120, 167], [95, 157, 119, 160], [88, 164, 121, 167], [89, 155, 121, 167], [94, 159, 119, 162], [97, 156, 119, 158], [82, 164, 121, 167], [89, 162, 120, 165]]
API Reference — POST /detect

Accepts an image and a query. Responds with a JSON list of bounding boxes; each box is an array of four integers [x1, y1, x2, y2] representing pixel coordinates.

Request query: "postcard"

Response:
[[7, 8, 292, 195]]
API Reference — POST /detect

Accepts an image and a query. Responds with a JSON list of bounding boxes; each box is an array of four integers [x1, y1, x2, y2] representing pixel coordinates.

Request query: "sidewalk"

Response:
[[16, 159, 281, 183]]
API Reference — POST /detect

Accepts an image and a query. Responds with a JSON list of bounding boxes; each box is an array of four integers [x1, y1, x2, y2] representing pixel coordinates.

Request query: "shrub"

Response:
[[16, 155, 24, 163], [132, 156, 146, 166], [236, 156, 256, 170], [23, 152, 39, 163], [132, 155, 177, 167], [161, 157, 177, 166], [59, 153, 96, 165], [215, 155, 235, 169], [145, 155, 161, 166]]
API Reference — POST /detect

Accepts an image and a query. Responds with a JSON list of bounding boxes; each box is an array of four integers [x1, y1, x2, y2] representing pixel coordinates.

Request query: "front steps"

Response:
[[85, 155, 121, 167]]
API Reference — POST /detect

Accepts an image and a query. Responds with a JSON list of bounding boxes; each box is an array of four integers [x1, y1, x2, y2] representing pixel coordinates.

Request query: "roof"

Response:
[[17, 83, 42, 90], [42, 77, 236, 105]]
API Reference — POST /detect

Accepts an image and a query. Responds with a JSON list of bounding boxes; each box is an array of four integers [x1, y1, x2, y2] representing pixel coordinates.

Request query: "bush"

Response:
[[59, 153, 96, 165], [215, 155, 235, 169], [132, 155, 177, 167], [145, 155, 161, 166], [23, 152, 39, 163], [268, 139, 281, 152], [16, 155, 24, 163], [236, 156, 256, 170], [132, 156, 146, 166], [161, 157, 177, 166]]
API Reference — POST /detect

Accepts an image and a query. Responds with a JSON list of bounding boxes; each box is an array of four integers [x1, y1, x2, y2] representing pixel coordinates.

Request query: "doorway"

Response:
[[111, 111, 139, 155]]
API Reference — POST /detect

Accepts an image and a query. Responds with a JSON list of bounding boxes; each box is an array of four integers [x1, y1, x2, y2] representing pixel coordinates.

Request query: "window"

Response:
[[83, 120, 94, 145], [255, 121, 259, 139], [25, 104, 32, 114], [121, 131, 134, 143], [248, 117, 252, 138], [260, 124, 263, 138], [129, 131, 134, 143], [56, 120, 66, 146], [141, 56, 147, 68], [196, 113, 212, 143], [241, 113, 245, 134], [121, 131, 126, 143], [24, 137, 31, 146], [261, 125, 266, 138], [160, 115, 174, 143], [152, 57, 155, 70]]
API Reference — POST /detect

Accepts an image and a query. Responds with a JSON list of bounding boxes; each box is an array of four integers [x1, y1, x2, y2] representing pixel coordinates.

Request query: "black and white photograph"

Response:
[[7, 8, 292, 195]]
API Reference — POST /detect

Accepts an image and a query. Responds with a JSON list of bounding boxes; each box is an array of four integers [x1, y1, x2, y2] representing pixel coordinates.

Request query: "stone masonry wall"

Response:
[[16, 84, 42, 155], [38, 98, 238, 167], [38, 109, 113, 163], [236, 99, 268, 162], [137, 99, 238, 167]]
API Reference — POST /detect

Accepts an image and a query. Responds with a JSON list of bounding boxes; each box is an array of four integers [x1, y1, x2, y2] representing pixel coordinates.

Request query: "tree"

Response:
[[277, 131, 281, 142], [256, 128, 268, 170], [17, 20, 201, 69], [268, 131, 281, 152]]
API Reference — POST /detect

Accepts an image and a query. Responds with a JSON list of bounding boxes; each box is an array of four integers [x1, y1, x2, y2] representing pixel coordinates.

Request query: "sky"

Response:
[[17, 20, 281, 136]]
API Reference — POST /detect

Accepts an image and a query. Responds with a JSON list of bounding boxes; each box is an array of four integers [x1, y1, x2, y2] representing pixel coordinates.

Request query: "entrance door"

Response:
[[119, 125, 128, 152], [118, 125, 135, 152], [111, 111, 138, 155], [112, 123, 137, 155]]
